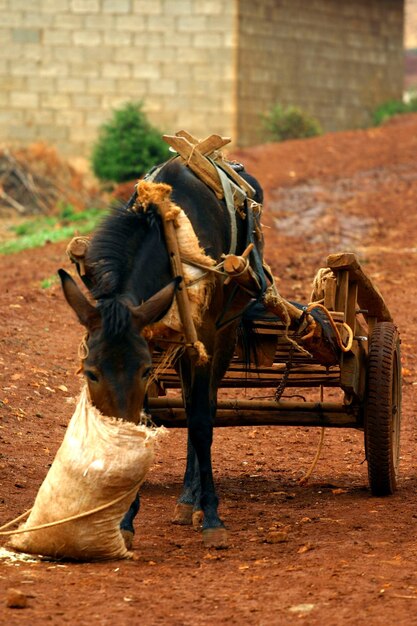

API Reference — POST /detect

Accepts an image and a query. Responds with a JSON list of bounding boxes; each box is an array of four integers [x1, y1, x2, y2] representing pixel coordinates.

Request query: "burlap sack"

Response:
[[10, 386, 162, 561]]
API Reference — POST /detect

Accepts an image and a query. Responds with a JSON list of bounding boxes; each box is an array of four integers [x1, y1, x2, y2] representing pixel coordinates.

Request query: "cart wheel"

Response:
[[364, 322, 401, 496]]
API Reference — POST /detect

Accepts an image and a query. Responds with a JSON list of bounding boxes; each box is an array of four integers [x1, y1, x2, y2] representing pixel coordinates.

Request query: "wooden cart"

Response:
[[148, 252, 402, 497]]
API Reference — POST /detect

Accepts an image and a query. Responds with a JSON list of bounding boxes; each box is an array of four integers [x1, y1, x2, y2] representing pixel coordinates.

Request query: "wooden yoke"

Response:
[[162, 131, 256, 201], [157, 198, 209, 365]]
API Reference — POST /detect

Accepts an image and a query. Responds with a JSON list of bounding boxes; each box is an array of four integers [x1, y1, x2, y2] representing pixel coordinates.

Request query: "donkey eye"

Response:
[[85, 370, 99, 383], [142, 366, 152, 380]]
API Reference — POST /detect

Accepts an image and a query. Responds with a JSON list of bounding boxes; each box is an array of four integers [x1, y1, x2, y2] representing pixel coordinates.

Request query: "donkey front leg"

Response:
[[120, 491, 140, 549], [186, 368, 228, 549], [173, 433, 203, 529]]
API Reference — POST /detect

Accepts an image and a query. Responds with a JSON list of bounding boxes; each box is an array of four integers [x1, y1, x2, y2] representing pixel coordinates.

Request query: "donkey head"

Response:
[[58, 269, 178, 423]]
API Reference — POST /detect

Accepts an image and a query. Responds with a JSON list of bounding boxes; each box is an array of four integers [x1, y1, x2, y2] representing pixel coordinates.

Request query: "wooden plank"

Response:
[[152, 355, 337, 374], [339, 340, 367, 400], [346, 281, 358, 338], [153, 379, 341, 390], [324, 274, 337, 310], [214, 159, 256, 198], [174, 131, 254, 196], [151, 365, 340, 378], [164, 132, 256, 200], [193, 134, 231, 156], [335, 269, 349, 315], [328, 252, 360, 272], [175, 130, 198, 144], [162, 135, 224, 198], [151, 410, 359, 428], [157, 198, 202, 361], [175, 130, 231, 155], [151, 367, 340, 389], [149, 397, 349, 412], [327, 252, 392, 322], [147, 398, 359, 428]]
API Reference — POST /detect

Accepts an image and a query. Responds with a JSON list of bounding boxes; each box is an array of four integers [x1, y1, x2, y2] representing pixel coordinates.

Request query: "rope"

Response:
[[180, 257, 225, 276], [229, 257, 250, 278], [299, 427, 326, 486], [299, 385, 326, 485], [274, 341, 295, 401], [262, 284, 312, 358], [0, 483, 140, 537], [304, 302, 354, 352], [310, 267, 334, 303], [0, 508, 32, 531], [76, 332, 89, 374], [186, 144, 197, 166]]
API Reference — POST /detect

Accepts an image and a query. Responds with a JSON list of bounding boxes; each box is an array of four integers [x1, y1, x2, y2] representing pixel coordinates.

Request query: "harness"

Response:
[[68, 133, 269, 365], [144, 155, 251, 258]]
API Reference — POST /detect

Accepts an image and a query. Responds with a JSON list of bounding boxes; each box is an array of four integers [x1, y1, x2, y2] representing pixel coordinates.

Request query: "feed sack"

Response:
[[10, 386, 163, 561]]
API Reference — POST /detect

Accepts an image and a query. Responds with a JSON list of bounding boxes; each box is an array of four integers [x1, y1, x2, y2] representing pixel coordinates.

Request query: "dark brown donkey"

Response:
[[59, 158, 264, 548]]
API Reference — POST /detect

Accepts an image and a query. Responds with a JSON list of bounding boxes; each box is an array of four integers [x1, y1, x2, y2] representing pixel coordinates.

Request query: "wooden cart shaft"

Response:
[[148, 397, 359, 429]]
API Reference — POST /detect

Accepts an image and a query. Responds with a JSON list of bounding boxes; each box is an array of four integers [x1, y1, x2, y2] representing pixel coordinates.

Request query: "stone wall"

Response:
[[405, 0, 417, 89], [0, 0, 236, 156], [237, 0, 404, 145], [405, 0, 417, 49], [0, 0, 405, 156]]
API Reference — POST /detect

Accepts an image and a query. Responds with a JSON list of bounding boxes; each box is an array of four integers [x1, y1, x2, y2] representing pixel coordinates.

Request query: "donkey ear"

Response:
[[129, 278, 181, 330], [58, 269, 100, 329]]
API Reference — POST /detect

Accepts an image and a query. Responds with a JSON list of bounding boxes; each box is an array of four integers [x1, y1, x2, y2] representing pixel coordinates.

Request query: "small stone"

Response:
[[265, 530, 289, 544], [6, 588, 28, 609], [288, 603, 315, 614]]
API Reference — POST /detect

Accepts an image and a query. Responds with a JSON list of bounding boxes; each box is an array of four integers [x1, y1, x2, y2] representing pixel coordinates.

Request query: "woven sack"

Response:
[[10, 386, 162, 561]]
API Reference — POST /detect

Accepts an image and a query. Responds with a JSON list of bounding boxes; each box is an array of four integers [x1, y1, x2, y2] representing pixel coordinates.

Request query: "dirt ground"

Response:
[[2, 115, 417, 625]]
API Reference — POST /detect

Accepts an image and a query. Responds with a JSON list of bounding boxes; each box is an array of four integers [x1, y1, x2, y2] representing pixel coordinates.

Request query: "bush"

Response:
[[372, 96, 417, 126], [91, 101, 170, 183], [261, 103, 323, 142]]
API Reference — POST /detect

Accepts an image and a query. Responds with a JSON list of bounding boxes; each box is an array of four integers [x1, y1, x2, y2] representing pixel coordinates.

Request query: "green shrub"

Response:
[[40, 275, 59, 289], [91, 101, 170, 183], [372, 96, 417, 126], [261, 103, 323, 142]]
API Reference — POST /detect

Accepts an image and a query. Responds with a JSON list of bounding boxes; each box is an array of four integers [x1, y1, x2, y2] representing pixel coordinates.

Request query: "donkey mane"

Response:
[[86, 198, 163, 338]]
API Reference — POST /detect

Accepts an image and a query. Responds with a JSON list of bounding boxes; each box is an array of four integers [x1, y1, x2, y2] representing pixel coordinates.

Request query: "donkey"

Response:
[[59, 158, 264, 548]]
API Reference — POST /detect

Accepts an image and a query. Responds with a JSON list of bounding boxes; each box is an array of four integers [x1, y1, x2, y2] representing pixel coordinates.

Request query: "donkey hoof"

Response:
[[172, 503, 193, 525], [192, 509, 204, 531], [202, 527, 228, 549], [121, 529, 134, 550]]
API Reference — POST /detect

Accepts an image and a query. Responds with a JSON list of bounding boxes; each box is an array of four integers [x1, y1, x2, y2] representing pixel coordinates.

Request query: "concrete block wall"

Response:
[[0, 0, 236, 157], [405, 0, 417, 49], [237, 0, 404, 145], [0, 0, 406, 156], [405, 0, 417, 89]]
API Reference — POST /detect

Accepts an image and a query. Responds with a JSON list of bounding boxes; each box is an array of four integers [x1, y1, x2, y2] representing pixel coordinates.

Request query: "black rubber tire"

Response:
[[364, 322, 401, 496]]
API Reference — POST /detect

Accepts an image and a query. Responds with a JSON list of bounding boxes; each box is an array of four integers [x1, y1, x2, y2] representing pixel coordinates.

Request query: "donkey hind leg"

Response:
[[120, 491, 141, 549], [173, 435, 203, 529]]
